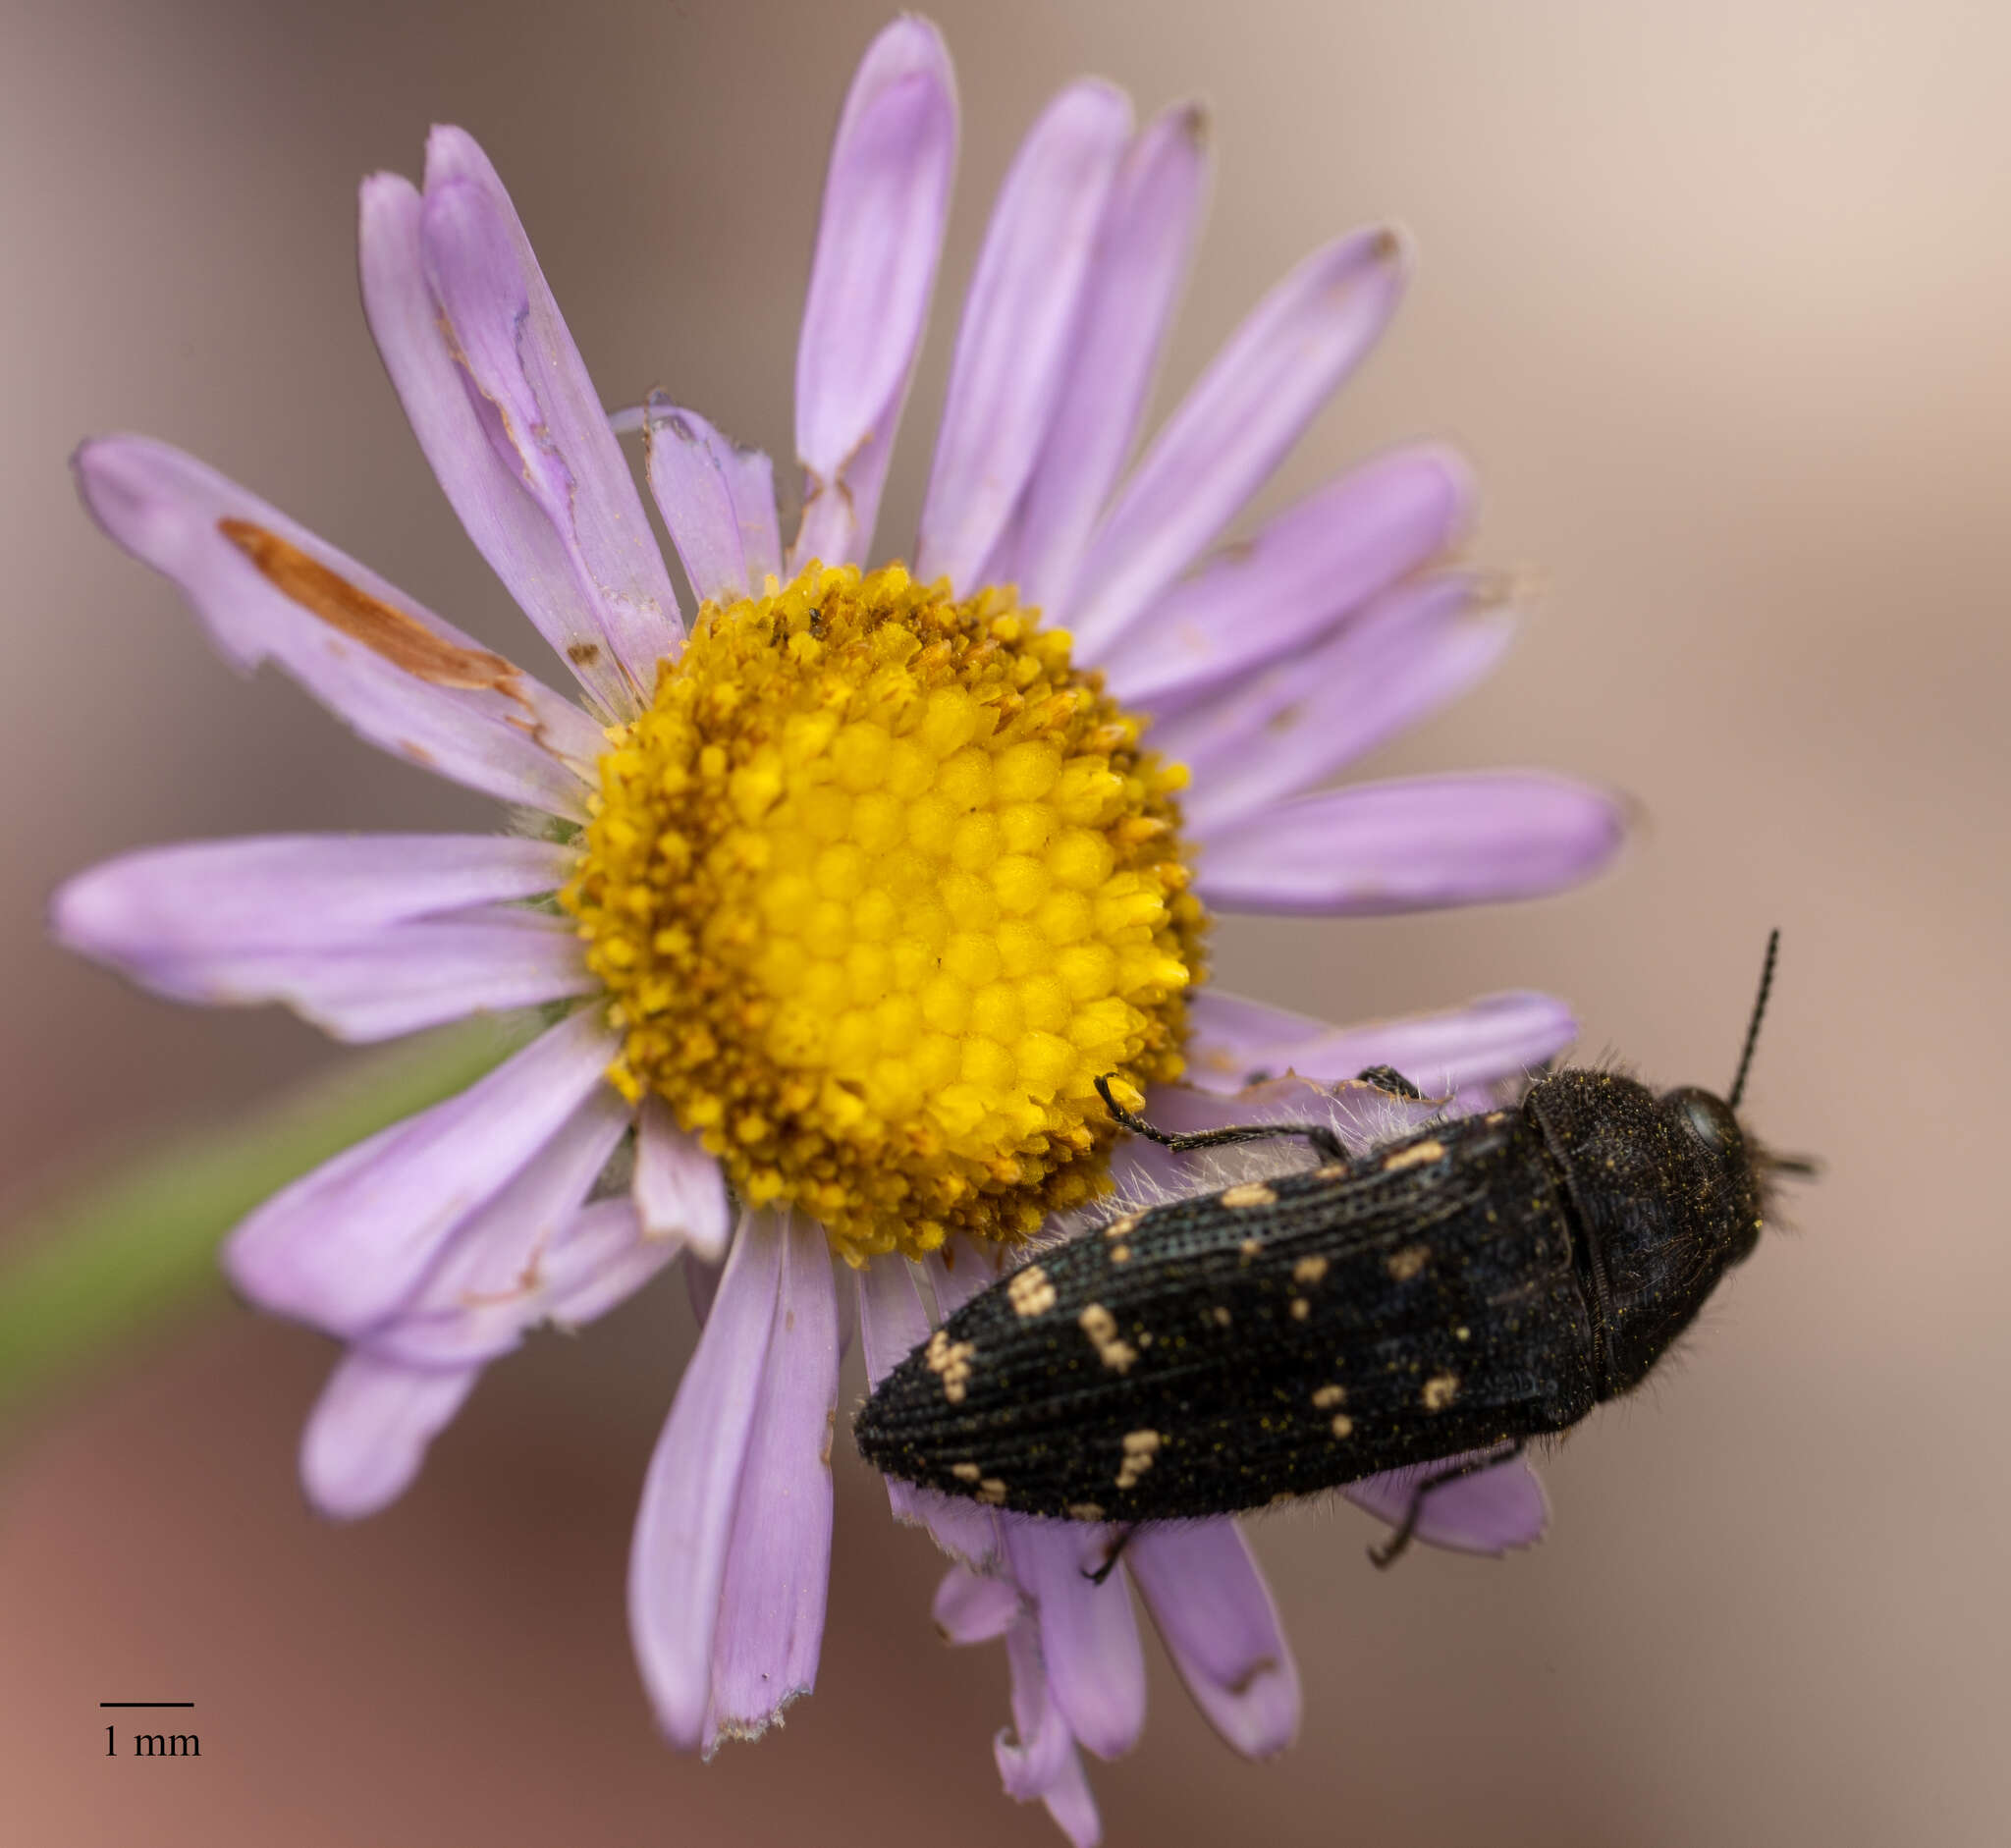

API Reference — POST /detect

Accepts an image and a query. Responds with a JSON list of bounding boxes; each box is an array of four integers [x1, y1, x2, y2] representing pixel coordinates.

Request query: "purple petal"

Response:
[[1065, 227, 1408, 661], [362, 1085, 631, 1365], [1006, 103, 1212, 617], [1093, 446, 1470, 710], [904, 1484, 1005, 1571], [996, 1616, 1088, 1808], [1005, 1519, 1147, 1762], [56, 835, 572, 948], [856, 1251, 933, 1388], [1195, 772, 1627, 915], [1185, 988, 1578, 1097], [1031, 1743, 1103, 1848], [224, 1008, 619, 1335], [1126, 1520, 1300, 1758], [791, 19, 957, 570], [628, 1212, 782, 1748], [299, 1349, 478, 1520], [933, 1563, 1023, 1645], [723, 444, 784, 589], [915, 82, 1133, 593], [642, 396, 781, 606], [685, 1246, 725, 1330], [358, 176, 652, 721], [53, 833, 589, 1041], [706, 1213, 842, 1751], [1343, 1449, 1550, 1554], [65, 915, 587, 1044], [52, 834, 592, 1039], [1169, 575, 1513, 833], [632, 1096, 731, 1260], [72, 437, 600, 815], [535, 1197, 682, 1326], [924, 1237, 1010, 1316], [418, 132, 682, 704]]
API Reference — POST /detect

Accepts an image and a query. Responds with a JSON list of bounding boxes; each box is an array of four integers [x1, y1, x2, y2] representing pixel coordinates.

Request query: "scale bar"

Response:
[[99, 1703, 194, 1709]]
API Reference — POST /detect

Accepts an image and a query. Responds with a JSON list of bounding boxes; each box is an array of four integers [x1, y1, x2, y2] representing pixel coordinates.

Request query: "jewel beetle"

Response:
[[854, 935, 1811, 1561]]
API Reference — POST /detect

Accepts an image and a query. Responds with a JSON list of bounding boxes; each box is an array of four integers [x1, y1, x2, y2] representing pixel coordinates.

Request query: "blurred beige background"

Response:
[[3, 0, 2006, 1842]]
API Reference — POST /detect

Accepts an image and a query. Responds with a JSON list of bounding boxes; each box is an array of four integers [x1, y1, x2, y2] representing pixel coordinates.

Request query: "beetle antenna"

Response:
[[1727, 929, 1780, 1112]]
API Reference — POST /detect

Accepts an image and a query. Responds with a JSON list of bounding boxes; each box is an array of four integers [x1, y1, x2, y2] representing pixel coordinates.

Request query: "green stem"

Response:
[[0, 1020, 526, 1424]]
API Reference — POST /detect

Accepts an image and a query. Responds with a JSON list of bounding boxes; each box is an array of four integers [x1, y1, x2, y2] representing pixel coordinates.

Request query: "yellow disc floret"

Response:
[[563, 563, 1203, 1265]]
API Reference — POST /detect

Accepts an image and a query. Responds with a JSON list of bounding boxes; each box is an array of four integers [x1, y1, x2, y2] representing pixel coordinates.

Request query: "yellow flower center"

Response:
[[563, 564, 1203, 1265]]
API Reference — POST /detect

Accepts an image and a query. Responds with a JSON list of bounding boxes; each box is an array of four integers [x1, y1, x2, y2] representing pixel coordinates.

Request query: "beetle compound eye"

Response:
[[1667, 1087, 1739, 1153]]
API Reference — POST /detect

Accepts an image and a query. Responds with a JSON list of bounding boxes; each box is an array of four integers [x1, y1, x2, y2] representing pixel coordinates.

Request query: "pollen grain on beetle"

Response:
[[563, 562, 1204, 1264]]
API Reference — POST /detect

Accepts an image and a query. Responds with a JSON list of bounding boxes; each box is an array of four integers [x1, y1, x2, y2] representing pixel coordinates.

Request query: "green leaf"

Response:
[[0, 1019, 529, 1424]]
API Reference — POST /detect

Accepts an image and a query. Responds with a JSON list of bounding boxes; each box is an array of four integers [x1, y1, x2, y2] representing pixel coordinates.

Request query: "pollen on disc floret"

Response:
[[563, 563, 1204, 1265]]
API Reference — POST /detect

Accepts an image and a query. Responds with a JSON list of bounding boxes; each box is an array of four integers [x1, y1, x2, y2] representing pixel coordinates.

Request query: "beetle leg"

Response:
[[1083, 1523, 1137, 1587], [1095, 1074, 1348, 1163], [1367, 1439, 1529, 1570], [1355, 1064, 1425, 1100]]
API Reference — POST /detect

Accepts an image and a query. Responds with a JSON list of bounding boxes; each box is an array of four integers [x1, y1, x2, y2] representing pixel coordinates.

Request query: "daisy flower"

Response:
[[53, 16, 1620, 1837]]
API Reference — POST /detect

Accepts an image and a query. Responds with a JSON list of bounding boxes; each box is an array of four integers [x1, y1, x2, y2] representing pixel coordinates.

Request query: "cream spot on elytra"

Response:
[[1079, 1302, 1139, 1374], [1007, 1263, 1057, 1318], [1423, 1371, 1459, 1410], [976, 1478, 1007, 1506], [1066, 1501, 1106, 1522], [1330, 1413, 1355, 1439], [1221, 1181, 1277, 1209], [1312, 1385, 1346, 1409], [1386, 1242, 1431, 1281], [1383, 1138, 1445, 1173], [1115, 1429, 1162, 1491], [1292, 1255, 1330, 1285], [925, 1329, 976, 1402], [951, 1462, 981, 1483]]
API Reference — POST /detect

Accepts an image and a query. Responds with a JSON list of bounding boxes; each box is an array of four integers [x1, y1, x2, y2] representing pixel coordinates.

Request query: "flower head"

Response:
[[55, 16, 1620, 1836]]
